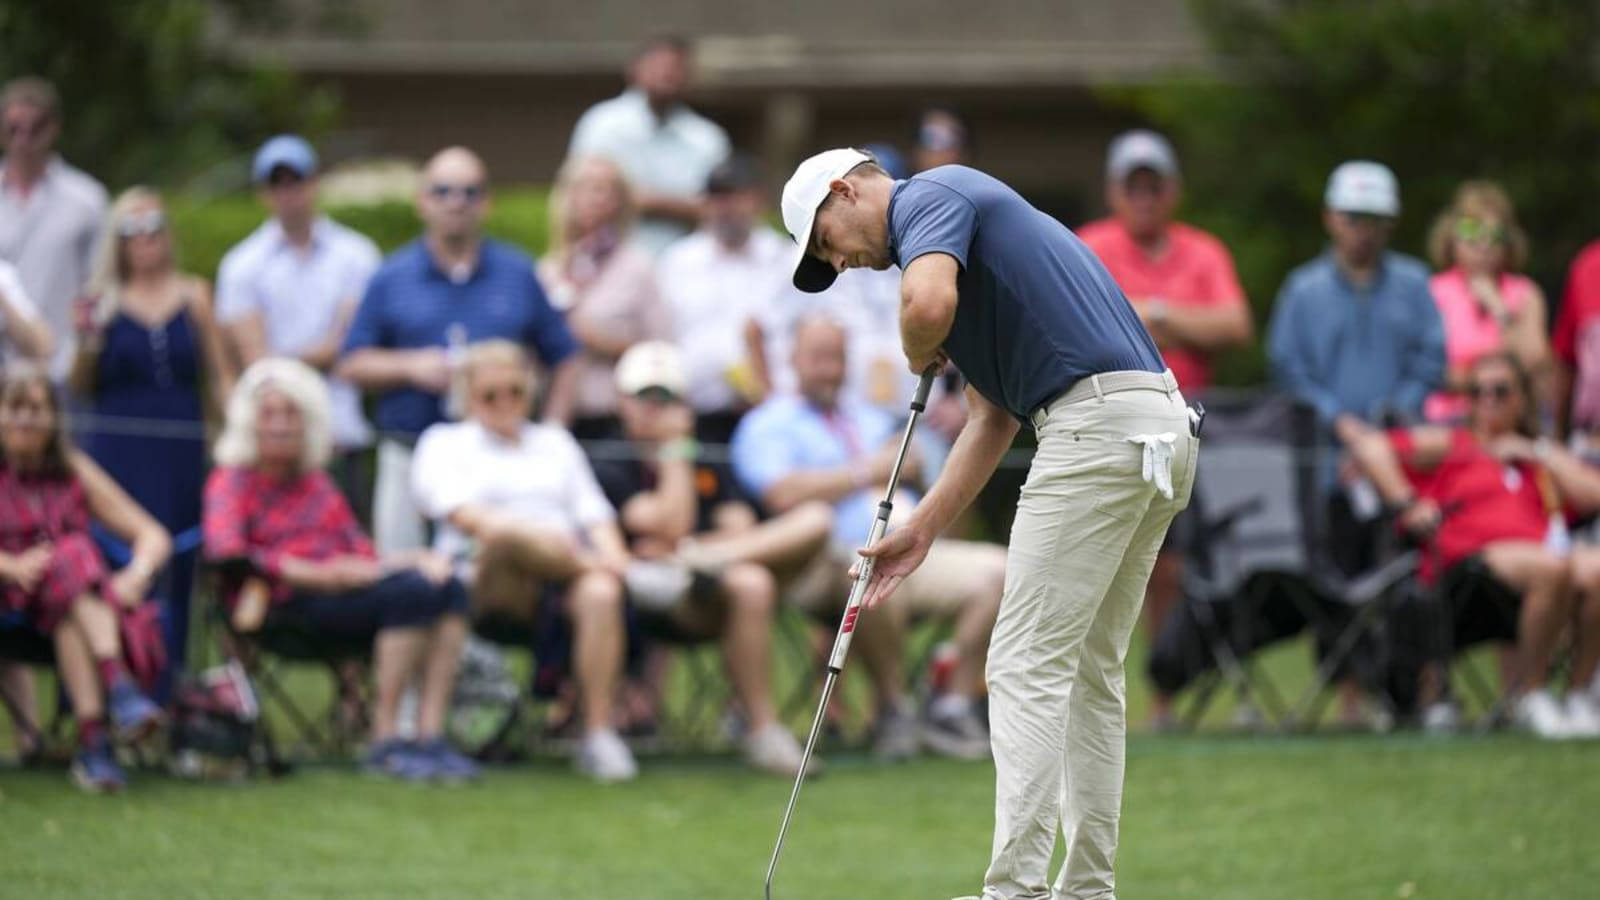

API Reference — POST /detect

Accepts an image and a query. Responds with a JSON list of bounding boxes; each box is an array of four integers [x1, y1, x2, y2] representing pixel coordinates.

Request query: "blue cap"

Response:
[[252, 135, 318, 183]]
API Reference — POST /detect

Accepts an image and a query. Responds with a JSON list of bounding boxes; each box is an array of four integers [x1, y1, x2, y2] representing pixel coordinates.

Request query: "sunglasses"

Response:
[[3, 117, 49, 140], [117, 210, 167, 238], [476, 383, 528, 405], [428, 183, 485, 203], [266, 170, 307, 189], [1455, 218, 1507, 246], [1340, 212, 1391, 227], [1468, 381, 1515, 401]]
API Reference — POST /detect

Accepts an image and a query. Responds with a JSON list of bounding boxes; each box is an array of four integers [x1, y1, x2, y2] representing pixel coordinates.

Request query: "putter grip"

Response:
[[910, 367, 937, 413]]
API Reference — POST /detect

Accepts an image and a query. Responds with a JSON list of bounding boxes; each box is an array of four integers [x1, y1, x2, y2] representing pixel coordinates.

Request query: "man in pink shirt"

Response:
[[1078, 130, 1253, 715]]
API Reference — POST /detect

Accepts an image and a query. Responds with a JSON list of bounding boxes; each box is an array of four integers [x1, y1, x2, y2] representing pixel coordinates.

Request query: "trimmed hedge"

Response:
[[166, 189, 553, 282]]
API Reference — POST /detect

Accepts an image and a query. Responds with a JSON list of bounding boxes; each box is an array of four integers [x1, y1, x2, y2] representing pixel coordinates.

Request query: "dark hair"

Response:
[[0, 76, 60, 122], [635, 34, 690, 61], [0, 363, 73, 478], [811, 159, 892, 233], [1468, 351, 1540, 437]]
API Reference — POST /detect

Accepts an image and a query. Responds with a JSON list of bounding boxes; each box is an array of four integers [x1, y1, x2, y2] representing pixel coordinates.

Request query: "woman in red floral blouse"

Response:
[[202, 358, 477, 782], [0, 364, 170, 792]]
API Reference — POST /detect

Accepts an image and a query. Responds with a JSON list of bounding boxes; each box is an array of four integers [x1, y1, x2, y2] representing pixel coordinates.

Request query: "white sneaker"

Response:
[[1512, 689, 1571, 739], [1564, 692, 1600, 739], [1421, 701, 1461, 736], [743, 722, 819, 777], [575, 729, 639, 782]]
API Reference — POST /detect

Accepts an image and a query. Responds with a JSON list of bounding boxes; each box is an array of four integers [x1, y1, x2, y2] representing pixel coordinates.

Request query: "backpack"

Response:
[[168, 661, 262, 780]]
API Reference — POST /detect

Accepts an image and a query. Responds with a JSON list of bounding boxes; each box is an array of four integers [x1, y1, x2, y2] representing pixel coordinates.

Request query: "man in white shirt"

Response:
[[410, 339, 638, 782], [0, 259, 52, 367], [217, 135, 381, 515], [568, 36, 730, 255], [0, 77, 107, 381]]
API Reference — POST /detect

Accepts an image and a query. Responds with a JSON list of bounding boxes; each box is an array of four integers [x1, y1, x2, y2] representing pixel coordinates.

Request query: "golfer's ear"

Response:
[[828, 178, 853, 201]]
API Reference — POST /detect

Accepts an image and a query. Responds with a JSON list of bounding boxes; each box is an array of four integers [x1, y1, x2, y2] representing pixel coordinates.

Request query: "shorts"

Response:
[[785, 538, 1005, 620], [271, 570, 468, 640], [1438, 558, 1522, 648]]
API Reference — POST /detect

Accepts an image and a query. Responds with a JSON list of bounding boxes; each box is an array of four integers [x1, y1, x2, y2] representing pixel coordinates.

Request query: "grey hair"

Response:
[[213, 357, 333, 471]]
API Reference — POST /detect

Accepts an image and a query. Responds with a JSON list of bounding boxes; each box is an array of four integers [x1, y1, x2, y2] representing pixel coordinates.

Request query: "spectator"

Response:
[[1338, 353, 1600, 738], [656, 154, 790, 445], [1424, 181, 1550, 423], [1267, 161, 1446, 431], [911, 107, 970, 172], [539, 155, 668, 440], [1078, 129, 1253, 661], [568, 35, 730, 254], [70, 187, 233, 677], [204, 358, 478, 781], [1555, 234, 1600, 441], [731, 316, 1004, 760], [593, 342, 829, 775], [409, 340, 637, 782], [0, 364, 169, 792], [0, 77, 106, 381], [0, 257, 52, 365], [216, 135, 381, 519], [337, 146, 579, 553]]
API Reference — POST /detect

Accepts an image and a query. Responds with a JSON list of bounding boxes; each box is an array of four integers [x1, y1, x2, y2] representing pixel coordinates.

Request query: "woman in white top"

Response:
[[538, 155, 668, 440], [410, 339, 638, 781]]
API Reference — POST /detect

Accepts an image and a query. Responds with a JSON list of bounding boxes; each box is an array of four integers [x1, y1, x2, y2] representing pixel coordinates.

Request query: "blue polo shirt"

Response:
[[888, 166, 1164, 419], [342, 238, 578, 437]]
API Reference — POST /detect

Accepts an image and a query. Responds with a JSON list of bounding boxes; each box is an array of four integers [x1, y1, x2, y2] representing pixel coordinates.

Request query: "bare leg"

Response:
[[370, 627, 427, 741], [856, 592, 908, 707], [473, 526, 586, 620], [686, 501, 833, 574], [719, 563, 779, 728], [1141, 548, 1182, 643], [416, 615, 468, 738], [950, 558, 1005, 698], [0, 663, 39, 753], [68, 593, 122, 660], [1569, 549, 1600, 690], [53, 621, 104, 721], [568, 572, 625, 735], [1482, 541, 1572, 693]]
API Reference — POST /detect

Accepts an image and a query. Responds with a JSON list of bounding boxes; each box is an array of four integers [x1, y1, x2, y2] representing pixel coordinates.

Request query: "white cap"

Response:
[[615, 341, 688, 398], [781, 147, 873, 293], [1325, 161, 1400, 217], [1106, 129, 1179, 181]]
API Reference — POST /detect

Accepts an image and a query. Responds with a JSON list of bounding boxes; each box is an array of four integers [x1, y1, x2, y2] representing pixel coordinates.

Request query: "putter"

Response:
[[764, 367, 938, 900]]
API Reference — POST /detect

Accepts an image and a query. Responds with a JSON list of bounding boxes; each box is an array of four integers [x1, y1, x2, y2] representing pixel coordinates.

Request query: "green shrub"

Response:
[[166, 188, 552, 281]]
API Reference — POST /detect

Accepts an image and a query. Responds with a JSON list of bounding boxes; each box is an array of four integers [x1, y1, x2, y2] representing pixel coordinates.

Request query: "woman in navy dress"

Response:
[[70, 187, 234, 684]]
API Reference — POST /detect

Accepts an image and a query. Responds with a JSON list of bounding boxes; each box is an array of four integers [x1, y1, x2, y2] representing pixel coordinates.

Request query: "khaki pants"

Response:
[[983, 371, 1197, 900], [373, 438, 426, 554]]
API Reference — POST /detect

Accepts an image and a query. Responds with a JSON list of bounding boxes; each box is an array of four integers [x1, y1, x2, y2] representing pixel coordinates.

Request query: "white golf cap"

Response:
[[781, 147, 873, 294], [1325, 161, 1400, 217], [615, 341, 688, 398], [1106, 129, 1179, 181]]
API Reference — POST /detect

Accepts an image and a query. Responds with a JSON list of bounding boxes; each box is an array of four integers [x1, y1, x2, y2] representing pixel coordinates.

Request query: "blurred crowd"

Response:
[[4, 34, 1600, 795]]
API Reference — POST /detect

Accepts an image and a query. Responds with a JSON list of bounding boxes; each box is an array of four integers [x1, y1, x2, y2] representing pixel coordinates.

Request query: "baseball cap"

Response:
[[1325, 161, 1400, 217], [616, 341, 688, 398], [780, 147, 872, 294], [252, 135, 318, 183], [1106, 129, 1179, 182]]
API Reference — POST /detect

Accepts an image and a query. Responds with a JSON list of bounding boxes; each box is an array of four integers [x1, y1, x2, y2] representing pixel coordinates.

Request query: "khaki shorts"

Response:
[[785, 538, 1006, 620]]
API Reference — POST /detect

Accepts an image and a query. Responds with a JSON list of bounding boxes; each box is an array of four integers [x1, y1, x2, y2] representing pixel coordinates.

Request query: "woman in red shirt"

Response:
[[1340, 353, 1600, 737], [0, 364, 170, 792], [202, 358, 477, 782]]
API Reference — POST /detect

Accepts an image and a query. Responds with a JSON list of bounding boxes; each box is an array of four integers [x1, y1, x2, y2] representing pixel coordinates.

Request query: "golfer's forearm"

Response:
[[900, 292, 955, 367], [910, 406, 1018, 536]]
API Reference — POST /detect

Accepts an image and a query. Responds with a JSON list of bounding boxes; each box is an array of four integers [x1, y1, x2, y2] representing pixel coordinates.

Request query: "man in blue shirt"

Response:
[[731, 314, 1005, 762], [338, 146, 579, 552], [781, 148, 1198, 900]]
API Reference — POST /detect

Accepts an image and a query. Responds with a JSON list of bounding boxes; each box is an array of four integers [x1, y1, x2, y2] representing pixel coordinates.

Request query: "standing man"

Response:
[[1077, 129, 1252, 722], [337, 146, 579, 552], [217, 135, 381, 518], [568, 35, 730, 255], [782, 149, 1197, 899], [0, 77, 106, 382]]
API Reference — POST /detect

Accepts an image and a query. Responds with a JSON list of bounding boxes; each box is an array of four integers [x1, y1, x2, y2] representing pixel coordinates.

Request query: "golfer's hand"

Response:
[[906, 348, 948, 376], [851, 524, 933, 609]]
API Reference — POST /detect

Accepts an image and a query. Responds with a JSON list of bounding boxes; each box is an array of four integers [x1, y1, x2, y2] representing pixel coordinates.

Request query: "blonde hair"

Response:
[[87, 186, 174, 328], [546, 154, 637, 260], [453, 339, 539, 422], [214, 357, 333, 471], [1427, 180, 1529, 272]]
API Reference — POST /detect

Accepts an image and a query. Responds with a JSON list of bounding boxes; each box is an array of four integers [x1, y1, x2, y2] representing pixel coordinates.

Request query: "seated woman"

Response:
[[203, 358, 477, 781], [1340, 352, 1600, 738], [0, 364, 169, 793], [592, 342, 832, 776], [409, 339, 637, 782]]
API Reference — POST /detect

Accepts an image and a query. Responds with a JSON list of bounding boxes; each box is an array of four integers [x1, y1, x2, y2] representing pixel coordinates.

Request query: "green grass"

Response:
[[0, 735, 1595, 899], [3, 628, 1599, 899]]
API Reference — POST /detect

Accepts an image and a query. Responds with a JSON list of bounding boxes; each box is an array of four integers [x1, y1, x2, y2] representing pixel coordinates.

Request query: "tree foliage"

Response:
[[1115, 0, 1600, 383], [0, 0, 341, 190]]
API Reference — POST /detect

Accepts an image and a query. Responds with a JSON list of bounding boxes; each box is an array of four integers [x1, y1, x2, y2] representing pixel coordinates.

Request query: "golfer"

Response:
[[781, 148, 1198, 900]]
